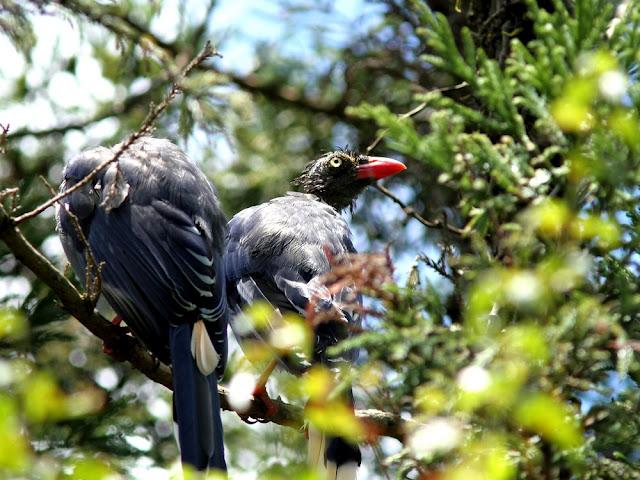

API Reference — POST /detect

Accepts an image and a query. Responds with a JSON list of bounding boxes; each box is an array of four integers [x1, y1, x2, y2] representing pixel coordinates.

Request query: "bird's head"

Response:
[[292, 150, 407, 210]]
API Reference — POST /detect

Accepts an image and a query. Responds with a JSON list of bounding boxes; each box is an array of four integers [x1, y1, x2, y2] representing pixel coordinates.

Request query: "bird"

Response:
[[56, 137, 228, 472], [224, 149, 406, 479]]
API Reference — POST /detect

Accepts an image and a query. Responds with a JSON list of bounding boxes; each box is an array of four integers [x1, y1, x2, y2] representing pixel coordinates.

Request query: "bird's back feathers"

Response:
[[57, 137, 228, 369], [225, 192, 360, 368]]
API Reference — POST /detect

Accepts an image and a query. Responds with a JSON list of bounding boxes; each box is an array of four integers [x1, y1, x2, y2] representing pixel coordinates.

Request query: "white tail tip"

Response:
[[191, 320, 219, 375], [326, 461, 358, 480], [308, 426, 326, 473]]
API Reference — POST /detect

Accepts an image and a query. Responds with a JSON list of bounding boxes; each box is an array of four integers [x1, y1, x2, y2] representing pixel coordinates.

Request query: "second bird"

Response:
[[225, 150, 406, 479]]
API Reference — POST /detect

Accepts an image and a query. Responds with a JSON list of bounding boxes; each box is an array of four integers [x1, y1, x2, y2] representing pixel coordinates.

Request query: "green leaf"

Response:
[[0, 309, 27, 341], [0, 395, 30, 472], [514, 394, 583, 450]]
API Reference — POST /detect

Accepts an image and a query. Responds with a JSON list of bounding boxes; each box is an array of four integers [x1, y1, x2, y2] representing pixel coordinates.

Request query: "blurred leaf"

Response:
[[0, 308, 27, 341], [525, 199, 572, 238], [500, 325, 549, 365], [415, 385, 447, 414], [306, 400, 364, 442], [0, 394, 30, 473], [245, 302, 276, 330], [66, 458, 115, 480], [21, 371, 67, 423], [269, 314, 312, 357], [445, 436, 515, 480], [514, 393, 583, 450], [302, 365, 333, 402]]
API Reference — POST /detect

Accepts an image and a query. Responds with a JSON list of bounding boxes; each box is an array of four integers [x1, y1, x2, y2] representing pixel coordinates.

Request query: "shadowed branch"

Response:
[[0, 202, 406, 440], [0, 40, 406, 441], [11, 42, 217, 225]]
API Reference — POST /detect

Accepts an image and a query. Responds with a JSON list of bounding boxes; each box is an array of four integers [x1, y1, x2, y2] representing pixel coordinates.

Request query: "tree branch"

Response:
[[10, 1, 353, 143], [11, 42, 217, 225], [54, 0, 353, 122], [374, 184, 465, 236], [0, 202, 406, 440]]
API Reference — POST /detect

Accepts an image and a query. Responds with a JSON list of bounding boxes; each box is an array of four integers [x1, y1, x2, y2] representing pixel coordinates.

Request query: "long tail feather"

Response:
[[308, 426, 360, 480], [170, 323, 226, 471], [308, 425, 327, 474], [310, 321, 361, 480], [325, 435, 360, 480]]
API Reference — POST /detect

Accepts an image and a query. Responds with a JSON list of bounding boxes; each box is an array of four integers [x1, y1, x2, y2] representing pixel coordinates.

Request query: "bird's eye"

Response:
[[329, 157, 342, 168]]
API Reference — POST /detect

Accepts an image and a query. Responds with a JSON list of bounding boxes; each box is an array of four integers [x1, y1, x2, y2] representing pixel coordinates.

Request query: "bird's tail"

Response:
[[308, 318, 361, 480], [169, 321, 226, 472], [307, 390, 361, 480], [325, 433, 361, 480], [308, 425, 361, 480]]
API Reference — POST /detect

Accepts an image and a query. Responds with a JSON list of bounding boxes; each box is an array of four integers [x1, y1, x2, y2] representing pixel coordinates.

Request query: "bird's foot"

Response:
[[252, 384, 279, 418], [102, 315, 130, 360], [111, 314, 124, 327]]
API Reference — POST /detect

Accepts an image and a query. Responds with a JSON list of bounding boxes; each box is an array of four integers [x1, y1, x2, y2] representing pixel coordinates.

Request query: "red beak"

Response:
[[356, 156, 407, 180]]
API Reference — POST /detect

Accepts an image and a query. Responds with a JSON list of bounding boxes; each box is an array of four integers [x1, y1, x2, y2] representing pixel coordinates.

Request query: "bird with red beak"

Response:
[[225, 150, 406, 480], [291, 151, 407, 211]]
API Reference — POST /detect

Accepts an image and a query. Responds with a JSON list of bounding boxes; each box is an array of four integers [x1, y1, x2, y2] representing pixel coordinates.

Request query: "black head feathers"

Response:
[[292, 150, 406, 210]]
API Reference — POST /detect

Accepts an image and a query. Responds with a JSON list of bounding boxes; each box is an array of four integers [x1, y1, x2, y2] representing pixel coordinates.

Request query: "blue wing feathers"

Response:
[[225, 193, 357, 321], [225, 192, 361, 364]]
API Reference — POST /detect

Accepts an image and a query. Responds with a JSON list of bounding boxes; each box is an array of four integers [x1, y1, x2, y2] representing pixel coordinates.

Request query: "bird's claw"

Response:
[[252, 384, 279, 419], [102, 315, 131, 361], [102, 340, 127, 361]]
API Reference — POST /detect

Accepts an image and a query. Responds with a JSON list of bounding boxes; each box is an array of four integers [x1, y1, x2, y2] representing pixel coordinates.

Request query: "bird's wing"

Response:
[[58, 138, 228, 371]]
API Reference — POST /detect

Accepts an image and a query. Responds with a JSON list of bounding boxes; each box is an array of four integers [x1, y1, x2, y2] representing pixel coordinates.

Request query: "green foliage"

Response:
[[346, 0, 640, 478], [3, 0, 640, 479], [0, 310, 115, 479]]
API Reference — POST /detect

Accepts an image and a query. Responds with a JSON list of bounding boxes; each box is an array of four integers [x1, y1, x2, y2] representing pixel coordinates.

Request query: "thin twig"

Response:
[[38, 175, 103, 303], [65, 207, 103, 303], [418, 252, 454, 280], [0, 202, 406, 438], [11, 42, 217, 225], [365, 82, 467, 154], [0, 188, 18, 203], [366, 102, 427, 154], [365, 85, 467, 239], [375, 184, 465, 236]]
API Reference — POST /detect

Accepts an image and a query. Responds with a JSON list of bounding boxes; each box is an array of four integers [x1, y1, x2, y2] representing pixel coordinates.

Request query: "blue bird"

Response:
[[56, 137, 228, 472], [224, 150, 406, 479]]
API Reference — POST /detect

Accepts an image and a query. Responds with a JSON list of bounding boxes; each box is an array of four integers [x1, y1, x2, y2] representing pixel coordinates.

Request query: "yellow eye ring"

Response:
[[329, 157, 342, 168]]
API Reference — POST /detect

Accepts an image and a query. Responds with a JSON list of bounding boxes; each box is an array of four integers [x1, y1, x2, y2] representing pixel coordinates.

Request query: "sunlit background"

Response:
[[2, 0, 640, 479]]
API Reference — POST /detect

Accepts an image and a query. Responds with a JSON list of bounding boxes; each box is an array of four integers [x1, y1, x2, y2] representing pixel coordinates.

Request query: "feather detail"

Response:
[[191, 320, 219, 375], [326, 461, 358, 480], [308, 426, 327, 473]]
